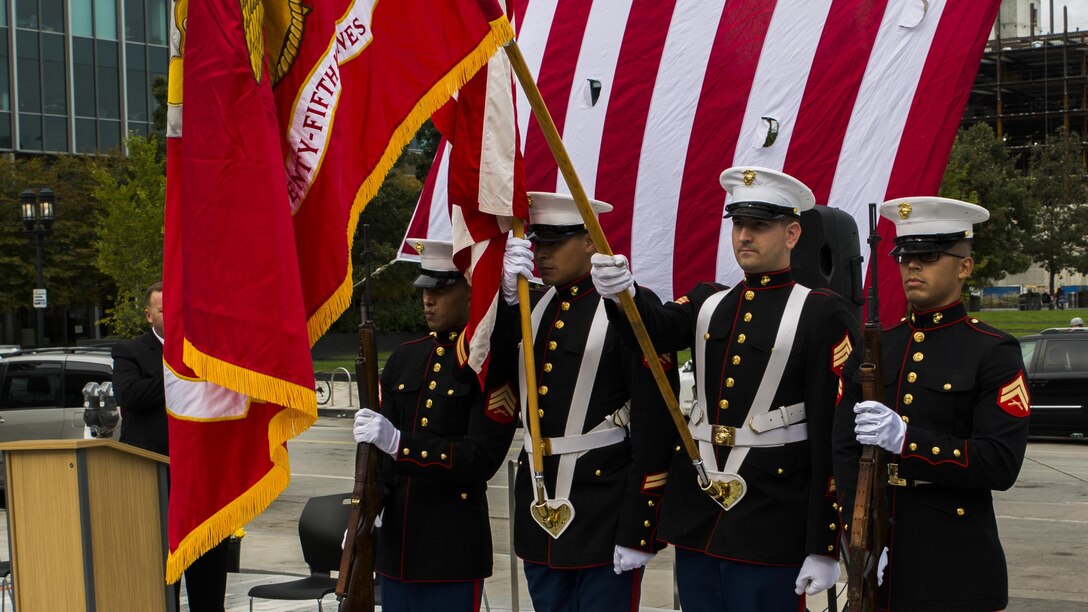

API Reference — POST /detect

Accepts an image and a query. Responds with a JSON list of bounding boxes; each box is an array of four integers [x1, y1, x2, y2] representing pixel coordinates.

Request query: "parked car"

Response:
[[0, 347, 116, 491], [1019, 328, 1088, 439], [0, 345, 21, 359]]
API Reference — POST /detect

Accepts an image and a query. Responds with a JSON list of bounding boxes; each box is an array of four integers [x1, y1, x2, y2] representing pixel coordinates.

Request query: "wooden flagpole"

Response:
[[503, 40, 715, 492]]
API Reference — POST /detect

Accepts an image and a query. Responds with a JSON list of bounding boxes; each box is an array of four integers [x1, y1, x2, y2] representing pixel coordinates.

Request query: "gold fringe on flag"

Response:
[[305, 15, 517, 346]]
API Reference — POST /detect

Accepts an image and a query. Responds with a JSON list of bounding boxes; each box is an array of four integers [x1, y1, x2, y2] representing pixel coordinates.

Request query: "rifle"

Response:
[[846, 203, 890, 611], [337, 225, 382, 611]]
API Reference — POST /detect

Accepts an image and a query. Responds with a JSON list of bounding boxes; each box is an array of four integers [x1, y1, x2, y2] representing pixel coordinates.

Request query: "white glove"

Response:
[[854, 400, 907, 453], [502, 236, 535, 305], [612, 545, 655, 574], [353, 408, 401, 457], [590, 253, 635, 301], [877, 546, 889, 586], [793, 554, 841, 596]]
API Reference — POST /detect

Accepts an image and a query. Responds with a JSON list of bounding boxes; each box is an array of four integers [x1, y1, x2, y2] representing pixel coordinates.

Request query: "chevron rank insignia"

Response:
[[832, 333, 852, 375], [486, 384, 517, 424], [642, 471, 668, 492], [997, 371, 1030, 418], [674, 296, 690, 305]]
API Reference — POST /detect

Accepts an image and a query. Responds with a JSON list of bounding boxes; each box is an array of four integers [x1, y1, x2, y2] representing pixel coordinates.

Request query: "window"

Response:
[[41, 33, 65, 115], [99, 119, 120, 151], [94, 0, 117, 40], [16, 30, 39, 114], [73, 38, 95, 117], [124, 0, 144, 42], [147, 0, 167, 45], [14, 0, 36, 28], [1039, 340, 1088, 373], [0, 362, 61, 409], [63, 363, 111, 408], [76, 117, 96, 152], [0, 30, 10, 111], [1020, 340, 1037, 371], [96, 40, 119, 119], [18, 113, 41, 150], [71, 0, 93, 37], [43, 115, 66, 151], [0, 112, 11, 149], [40, 0, 64, 33]]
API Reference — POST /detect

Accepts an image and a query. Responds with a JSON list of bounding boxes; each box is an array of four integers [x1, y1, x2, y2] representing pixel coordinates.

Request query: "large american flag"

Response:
[[405, 0, 1000, 319]]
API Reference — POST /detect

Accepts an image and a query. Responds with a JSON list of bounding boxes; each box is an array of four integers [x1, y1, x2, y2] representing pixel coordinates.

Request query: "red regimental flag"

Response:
[[164, 0, 512, 581], [443, 43, 530, 387]]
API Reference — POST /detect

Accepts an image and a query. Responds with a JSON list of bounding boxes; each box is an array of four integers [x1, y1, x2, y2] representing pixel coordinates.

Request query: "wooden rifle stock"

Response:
[[336, 321, 382, 611], [847, 203, 889, 611]]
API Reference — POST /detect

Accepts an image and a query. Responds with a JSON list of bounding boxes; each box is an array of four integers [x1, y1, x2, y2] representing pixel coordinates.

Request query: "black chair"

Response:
[[0, 559, 11, 612], [248, 493, 352, 611]]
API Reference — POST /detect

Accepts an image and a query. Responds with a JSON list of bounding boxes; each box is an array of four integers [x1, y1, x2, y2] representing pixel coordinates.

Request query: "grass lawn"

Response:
[[313, 351, 392, 374], [966, 308, 1088, 337]]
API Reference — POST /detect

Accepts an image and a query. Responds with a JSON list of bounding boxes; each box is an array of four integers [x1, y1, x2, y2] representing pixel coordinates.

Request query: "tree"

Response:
[[940, 123, 1035, 288], [1022, 129, 1088, 293], [93, 134, 166, 337]]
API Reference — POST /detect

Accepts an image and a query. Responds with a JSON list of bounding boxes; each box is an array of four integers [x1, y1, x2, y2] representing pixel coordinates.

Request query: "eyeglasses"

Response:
[[894, 251, 966, 264]]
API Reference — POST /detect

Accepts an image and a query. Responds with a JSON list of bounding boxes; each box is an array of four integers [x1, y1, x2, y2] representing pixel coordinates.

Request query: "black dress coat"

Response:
[[833, 301, 1029, 611], [112, 331, 169, 456]]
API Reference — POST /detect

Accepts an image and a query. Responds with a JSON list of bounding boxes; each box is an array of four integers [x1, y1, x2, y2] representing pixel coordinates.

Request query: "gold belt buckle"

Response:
[[711, 425, 735, 447], [887, 463, 907, 487], [701, 477, 745, 509]]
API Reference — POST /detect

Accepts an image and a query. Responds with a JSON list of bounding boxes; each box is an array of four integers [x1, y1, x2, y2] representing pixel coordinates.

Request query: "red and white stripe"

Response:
[[405, 0, 1000, 321], [443, 46, 530, 385]]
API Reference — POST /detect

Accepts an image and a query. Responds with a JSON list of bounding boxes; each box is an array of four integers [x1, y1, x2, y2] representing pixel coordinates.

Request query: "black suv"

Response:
[[1019, 328, 1088, 438]]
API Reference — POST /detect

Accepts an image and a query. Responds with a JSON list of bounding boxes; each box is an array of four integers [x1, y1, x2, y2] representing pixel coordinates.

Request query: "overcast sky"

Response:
[[1045, 0, 1088, 32]]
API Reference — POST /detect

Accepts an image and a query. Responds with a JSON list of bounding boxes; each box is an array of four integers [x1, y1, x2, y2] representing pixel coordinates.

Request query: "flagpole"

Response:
[[511, 219, 567, 528], [503, 41, 715, 493]]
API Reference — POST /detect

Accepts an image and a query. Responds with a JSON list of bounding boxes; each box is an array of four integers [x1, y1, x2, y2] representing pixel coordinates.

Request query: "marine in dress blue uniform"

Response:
[[499, 193, 678, 612], [352, 239, 518, 612], [832, 197, 1029, 611], [593, 168, 858, 611]]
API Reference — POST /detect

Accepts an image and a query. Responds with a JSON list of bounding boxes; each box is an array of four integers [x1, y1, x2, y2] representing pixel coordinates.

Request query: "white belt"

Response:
[[523, 406, 629, 456], [691, 402, 808, 448]]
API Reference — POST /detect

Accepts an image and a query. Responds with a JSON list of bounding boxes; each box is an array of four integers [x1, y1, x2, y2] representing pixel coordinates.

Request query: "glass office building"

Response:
[[0, 0, 168, 154]]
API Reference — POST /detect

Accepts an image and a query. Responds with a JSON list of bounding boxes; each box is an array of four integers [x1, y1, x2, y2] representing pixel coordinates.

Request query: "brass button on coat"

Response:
[[737, 334, 746, 344], [570, 286, 579, 295], [543, 363, 553, 373], [909, 443, 918, 451], [913, 352, 924, 362], [397, 383, 405, 390], [703, 333, 711, 340], [561, 301, 570, 311], [744, 290, 755, 301], [594, 469, 602, 476], [461, 493, 468, 500], [441, 453, 448, 460], [425, 399, 433, 408], [931, 446, 941, 455], [719, 399, 729, 409], [548, 341, 558, 350], [420, 418, 428, 427], [903, 394, 913, 405], [901, 415, 909, 424], [447, 389, 454, 396], [913, 331, 925, 342], [539, 385, 549, 396], [725, 377, 735, 388], [643, 520, 651, 527], [943, 383, 952, 390], [436, 347, 445, 356], [956, 507, 965, 517], [433, 363, 441, 372], [953, 449, 962, 457], [421, 451, 428, 458], [428, 381, 437, 390], [555, 320, 565, 329], [743, 313, 753, 322], [907, 372, 917, 383], [731, 355, 741, 365], [402, 448, 410, 455]]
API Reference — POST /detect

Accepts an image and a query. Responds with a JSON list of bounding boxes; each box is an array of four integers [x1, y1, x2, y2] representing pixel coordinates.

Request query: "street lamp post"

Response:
[[19, 188, 55, 347]]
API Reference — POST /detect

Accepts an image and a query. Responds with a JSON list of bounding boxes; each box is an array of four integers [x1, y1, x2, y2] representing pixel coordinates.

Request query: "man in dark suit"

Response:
[[112, 281, 230, 611], [114, 281, 169, 455]]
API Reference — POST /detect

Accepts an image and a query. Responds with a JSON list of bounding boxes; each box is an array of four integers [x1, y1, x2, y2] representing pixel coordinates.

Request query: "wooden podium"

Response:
[[0, 439, 173, 611]]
